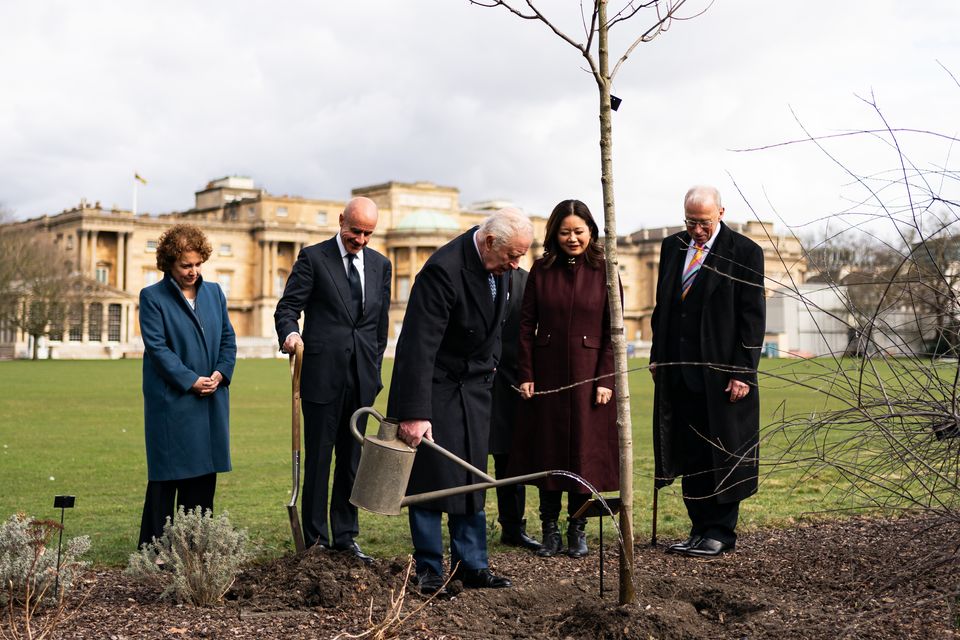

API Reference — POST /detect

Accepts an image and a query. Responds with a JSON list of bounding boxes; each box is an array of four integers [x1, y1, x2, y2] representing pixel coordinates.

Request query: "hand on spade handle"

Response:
[[399, 419, 433, 447]]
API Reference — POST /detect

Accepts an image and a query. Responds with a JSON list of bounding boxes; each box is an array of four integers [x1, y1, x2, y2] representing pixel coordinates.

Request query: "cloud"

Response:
[[1, 0, 958, 235]]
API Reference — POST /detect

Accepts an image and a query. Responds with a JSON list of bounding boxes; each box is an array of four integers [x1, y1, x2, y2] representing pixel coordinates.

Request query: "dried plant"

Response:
[[333, 557, 455, 640], [0, 514, 90, 640]]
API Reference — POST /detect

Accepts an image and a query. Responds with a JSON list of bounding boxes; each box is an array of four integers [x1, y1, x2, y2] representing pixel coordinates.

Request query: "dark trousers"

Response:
[[538, 489, 589, 521], [492, 453, 526, 528], [138, 472, 217, 548], [301, 373, 365, 549], [671, 383, 740, 545], [409, 506, 488, 577]]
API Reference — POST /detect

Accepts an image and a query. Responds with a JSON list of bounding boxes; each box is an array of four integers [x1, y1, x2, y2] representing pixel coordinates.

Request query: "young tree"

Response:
[[469, 0, 708, 604]]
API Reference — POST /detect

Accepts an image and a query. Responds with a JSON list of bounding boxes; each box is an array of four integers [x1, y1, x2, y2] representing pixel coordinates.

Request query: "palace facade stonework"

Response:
[[0, 177, 806, 359]]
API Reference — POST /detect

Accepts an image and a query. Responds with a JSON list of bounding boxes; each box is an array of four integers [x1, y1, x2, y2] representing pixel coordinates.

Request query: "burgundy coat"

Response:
[[508, 255, 620, 493]]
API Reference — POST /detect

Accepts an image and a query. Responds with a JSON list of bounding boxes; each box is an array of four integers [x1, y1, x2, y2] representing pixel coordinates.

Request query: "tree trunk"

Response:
[[596, 0, 635, 606]]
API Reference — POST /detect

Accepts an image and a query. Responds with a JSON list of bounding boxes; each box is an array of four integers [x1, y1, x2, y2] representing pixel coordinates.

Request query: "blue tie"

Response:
[[347, 253, 363, 318], [488, 273, 497, 301]]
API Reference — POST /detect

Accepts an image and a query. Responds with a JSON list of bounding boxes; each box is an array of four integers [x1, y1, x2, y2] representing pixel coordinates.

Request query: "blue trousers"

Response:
[[408, 506, 488, 576]]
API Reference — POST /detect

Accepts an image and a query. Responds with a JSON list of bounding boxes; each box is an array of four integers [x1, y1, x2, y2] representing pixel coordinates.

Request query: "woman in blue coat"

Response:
[[137, 223, 236, 548]]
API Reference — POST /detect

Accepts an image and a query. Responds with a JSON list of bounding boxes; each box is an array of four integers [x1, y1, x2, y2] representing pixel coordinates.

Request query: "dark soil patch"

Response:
[[35, 515, 960, 639]]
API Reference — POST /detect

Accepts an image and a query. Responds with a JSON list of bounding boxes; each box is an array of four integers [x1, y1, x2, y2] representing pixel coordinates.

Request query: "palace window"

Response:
[[276, 206, 288, 218], [107, 304, 121, 342], [316, 211, 328, 225], [47, 304, 64, 342], [68, 304, 83, 341], [143, 270, 159, 286], [218, 272, 232, 298], [219, 243, 232, 256], [146, 240, 157, 252], [275, 270, 289, 296], [88, 303, 102, 341], [396, 276, 410, 302], [95, 264, 109, 285]]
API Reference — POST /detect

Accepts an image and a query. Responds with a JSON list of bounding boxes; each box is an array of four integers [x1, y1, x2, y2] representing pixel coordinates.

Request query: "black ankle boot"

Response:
[[501, 519, 542, 551], [566, 518, 588, 558], [537, 519, 563, 557]]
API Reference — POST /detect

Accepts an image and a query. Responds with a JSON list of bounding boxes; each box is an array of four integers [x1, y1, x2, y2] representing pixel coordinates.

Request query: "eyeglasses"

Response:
[[684, 219, 715, 230]]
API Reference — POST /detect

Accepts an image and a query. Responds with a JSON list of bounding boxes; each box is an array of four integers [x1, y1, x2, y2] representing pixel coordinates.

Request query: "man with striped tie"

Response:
[[649, 185, 766, 557]]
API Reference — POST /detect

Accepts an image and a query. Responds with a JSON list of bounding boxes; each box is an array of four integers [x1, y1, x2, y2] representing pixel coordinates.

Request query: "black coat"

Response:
[[388, 228, 509, 514], [489, 268, 527, 454], [274, 237, 391, 406], [650, 223, 765, 503]]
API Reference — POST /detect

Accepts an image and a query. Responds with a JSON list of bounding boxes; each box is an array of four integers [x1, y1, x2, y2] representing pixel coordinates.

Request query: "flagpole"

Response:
[[133, 180, 138, 217]]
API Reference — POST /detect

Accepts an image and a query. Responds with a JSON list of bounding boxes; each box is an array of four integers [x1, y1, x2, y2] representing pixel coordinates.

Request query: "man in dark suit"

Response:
[[489, 267, 540, 550], [649, 185, 765, 558], [389, 208, 533, 595], [274, 196, 391, 561]]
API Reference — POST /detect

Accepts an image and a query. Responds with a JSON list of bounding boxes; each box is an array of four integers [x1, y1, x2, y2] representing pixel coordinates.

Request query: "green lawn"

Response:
[[0, 357, 862, 566]]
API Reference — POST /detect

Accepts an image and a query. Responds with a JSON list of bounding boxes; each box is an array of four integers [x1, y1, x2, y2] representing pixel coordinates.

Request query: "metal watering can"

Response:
[[349, 407, 552, 515]]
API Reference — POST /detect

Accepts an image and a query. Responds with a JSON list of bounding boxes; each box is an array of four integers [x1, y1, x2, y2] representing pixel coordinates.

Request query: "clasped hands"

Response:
[[191, 370, 222, 396]]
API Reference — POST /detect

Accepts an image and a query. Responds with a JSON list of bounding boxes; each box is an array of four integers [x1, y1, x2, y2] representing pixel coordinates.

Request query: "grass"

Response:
[[0, 357, 865, 566]]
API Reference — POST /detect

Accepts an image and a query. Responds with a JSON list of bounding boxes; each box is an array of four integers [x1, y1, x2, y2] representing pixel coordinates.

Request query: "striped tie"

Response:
[[680, 243, 705, 301]]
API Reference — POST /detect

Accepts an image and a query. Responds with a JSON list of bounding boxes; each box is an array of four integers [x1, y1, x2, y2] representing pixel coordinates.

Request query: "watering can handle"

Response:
[[350, 406, 385, 443], [348, 407, 496, 482]]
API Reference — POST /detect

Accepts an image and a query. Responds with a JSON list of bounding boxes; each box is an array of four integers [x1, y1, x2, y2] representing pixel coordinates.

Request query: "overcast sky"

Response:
[[2, 1, 958, 235]]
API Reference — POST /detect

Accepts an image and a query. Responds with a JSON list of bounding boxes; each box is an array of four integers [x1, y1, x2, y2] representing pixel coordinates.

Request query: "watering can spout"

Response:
[[348, 407, 552, 515]]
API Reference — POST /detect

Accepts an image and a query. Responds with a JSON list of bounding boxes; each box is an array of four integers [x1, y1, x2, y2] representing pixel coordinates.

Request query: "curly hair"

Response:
[[540, 199, 604, 269], [155, 223, 213, 272]]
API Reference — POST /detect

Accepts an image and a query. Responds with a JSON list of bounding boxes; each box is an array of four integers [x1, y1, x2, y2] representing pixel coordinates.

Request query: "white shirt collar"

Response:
[[473, 229, 485, 267], [335, 233, 364, 267]]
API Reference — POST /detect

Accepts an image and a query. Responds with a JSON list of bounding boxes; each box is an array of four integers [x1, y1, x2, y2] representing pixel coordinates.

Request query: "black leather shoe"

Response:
[[454, 568, 512, 589], [666, 535, 702, 554], [334, 541, 373, 563], [415, 569, 448, 596], [683, 536, 734, 557], [501, 524, 542, 551]]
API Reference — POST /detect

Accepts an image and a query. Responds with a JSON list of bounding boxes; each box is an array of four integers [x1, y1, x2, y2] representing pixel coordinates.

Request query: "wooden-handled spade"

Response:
[[287, 342, 306, 553]]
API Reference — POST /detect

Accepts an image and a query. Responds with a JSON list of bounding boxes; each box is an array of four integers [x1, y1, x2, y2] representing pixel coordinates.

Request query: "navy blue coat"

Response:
[[388, 228, 509, 514], [139, 274, 236, 482]]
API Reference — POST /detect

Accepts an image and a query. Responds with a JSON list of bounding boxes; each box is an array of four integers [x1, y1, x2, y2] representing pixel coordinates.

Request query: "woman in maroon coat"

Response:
[[510, 199, 620, 558]]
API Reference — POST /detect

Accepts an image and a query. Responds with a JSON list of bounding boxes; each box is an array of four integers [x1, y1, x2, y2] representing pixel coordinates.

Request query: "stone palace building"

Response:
[[0, 177, 807, 359]]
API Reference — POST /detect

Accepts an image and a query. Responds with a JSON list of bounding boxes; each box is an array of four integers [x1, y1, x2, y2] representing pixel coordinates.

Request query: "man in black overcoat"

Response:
[[650, 185, 765, 557], [488, 267, 540, 550], [274, 197, 392, 560], [390, 208, 533, 595]]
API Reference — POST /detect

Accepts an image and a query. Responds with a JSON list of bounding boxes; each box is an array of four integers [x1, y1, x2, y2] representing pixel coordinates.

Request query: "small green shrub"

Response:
[[126, 506, 251, 606], [0, 513, 90, 606]]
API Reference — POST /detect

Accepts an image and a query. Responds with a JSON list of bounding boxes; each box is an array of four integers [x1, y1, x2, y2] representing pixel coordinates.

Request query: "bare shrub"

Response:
[[741, 90, 960, 520]]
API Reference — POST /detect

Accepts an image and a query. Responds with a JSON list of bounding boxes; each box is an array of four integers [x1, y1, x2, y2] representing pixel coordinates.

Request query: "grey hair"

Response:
[[479, 207, 534, 248], [684, 185, 722, 211]]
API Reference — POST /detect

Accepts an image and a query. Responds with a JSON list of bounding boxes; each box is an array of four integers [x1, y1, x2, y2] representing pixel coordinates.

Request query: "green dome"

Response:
[[395, 210, 460, 231]]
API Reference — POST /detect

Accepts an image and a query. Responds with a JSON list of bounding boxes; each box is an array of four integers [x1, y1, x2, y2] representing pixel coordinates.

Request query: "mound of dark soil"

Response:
[[40, 515, 959, 639]]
